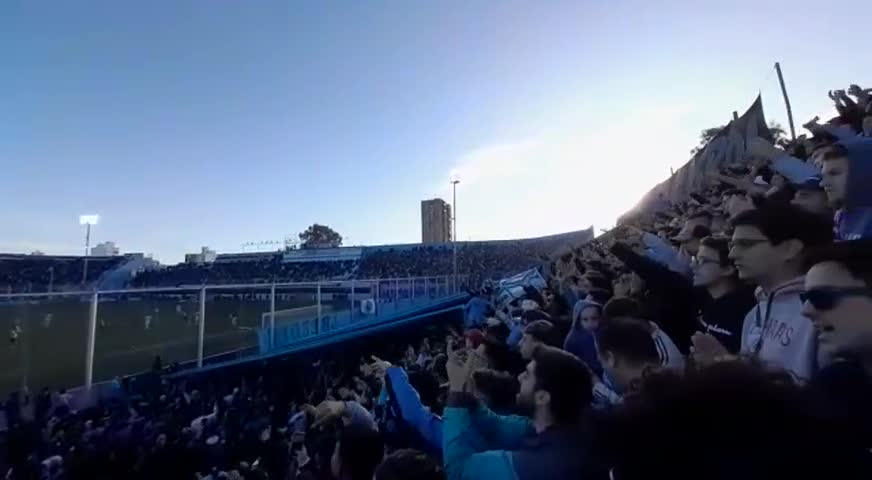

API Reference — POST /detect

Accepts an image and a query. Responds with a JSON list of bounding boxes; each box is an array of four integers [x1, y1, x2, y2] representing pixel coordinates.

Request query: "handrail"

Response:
[[0, 275, 466, 299], [0, 272, 470, 398]]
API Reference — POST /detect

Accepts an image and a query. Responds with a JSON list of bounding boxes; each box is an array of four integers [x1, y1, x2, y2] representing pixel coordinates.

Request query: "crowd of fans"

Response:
[[356, 242, 548, 285], [127, 241, 551, 289], [0, 256, 125, 294], [129, 259, 359, 288], [4, 83, 872, 479]]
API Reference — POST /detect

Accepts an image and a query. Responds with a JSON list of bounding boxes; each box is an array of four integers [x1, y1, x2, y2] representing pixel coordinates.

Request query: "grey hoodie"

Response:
[[739, 276, 817, 381]]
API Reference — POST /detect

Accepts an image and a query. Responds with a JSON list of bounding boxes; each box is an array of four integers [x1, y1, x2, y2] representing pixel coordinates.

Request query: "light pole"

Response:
[[450, 174, 460, 292], [79, 214, 99, 284]]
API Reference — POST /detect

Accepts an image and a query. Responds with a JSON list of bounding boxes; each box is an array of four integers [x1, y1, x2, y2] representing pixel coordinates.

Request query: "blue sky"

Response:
[[2, 0, 870, 263]]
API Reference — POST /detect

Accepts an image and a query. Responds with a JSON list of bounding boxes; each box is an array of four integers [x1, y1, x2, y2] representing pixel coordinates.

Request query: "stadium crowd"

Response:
[[129, 259, 359, 288], [0, 256, 124, 294], [3, 83, 872, 479], [356, 242, 548, 285], [127, 241, 549, 289]]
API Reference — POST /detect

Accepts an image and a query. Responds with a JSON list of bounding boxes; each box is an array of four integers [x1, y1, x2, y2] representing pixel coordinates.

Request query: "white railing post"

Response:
[[316, 282, 322, 334], [269, 282, 276, 349], [424, 277, 430, 299], [84, 290, 99, 390], [350, 279, 356, 324], [375, 280, 380, 317], [197, 287, 206, 368]]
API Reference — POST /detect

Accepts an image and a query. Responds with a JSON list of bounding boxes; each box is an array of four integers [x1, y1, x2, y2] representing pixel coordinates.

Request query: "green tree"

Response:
[[768, 121, 790, 148], [689, 125, 726, 156], [299, 224, 343, 249], [691, 121, 789, 157]]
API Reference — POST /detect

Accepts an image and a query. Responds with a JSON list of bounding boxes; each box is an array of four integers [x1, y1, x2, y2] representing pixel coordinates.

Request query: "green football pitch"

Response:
[[0, 293, 339, 396]]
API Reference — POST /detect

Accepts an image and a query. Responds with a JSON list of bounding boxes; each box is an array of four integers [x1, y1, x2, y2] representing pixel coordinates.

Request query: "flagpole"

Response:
[[774, 62, 797, 141]]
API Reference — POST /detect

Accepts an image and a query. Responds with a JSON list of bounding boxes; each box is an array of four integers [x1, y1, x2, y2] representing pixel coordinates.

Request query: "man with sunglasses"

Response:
[[803, 239, 872, 460]]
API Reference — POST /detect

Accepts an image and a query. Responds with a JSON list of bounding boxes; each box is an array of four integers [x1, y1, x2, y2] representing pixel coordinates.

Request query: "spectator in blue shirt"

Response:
[[442, 346, 605, 480], [463, 290, 492, 330]]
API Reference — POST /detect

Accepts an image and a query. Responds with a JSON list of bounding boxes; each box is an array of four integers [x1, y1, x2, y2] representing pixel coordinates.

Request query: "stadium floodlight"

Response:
[[449, 173, 461, 291], [79, 214, 100, 284], [79, 214, 100, 226]]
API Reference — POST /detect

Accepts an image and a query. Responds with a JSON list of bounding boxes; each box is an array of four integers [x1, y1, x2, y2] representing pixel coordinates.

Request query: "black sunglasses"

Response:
[[799, 287, 872, 311]]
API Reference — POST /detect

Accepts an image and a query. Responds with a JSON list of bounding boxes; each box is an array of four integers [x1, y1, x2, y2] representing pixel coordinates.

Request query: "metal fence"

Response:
[[0, 275, 466, 396]]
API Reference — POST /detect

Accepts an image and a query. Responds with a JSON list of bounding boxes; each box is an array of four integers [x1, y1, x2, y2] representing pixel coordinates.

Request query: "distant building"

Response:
[[185, 246, 217, 264], [91, 241, 120, 256], [421, 198, 452, 244]]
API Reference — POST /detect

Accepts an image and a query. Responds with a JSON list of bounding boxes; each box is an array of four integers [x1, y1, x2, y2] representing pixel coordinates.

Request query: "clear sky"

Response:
[[2, 0, 870, 263]]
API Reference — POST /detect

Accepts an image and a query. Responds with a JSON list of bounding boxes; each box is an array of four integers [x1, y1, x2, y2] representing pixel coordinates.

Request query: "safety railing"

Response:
[[0, 275, 467, 396]]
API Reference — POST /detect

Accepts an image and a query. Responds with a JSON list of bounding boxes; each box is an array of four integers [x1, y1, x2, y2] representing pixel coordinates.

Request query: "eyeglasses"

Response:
[[799, 287, 872, 311], [729, 238, 769, 251]]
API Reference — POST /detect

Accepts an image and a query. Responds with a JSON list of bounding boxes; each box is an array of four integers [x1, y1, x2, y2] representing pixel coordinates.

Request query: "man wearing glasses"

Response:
[[690, 237, 756, 354], [692, 203, 833, 380], [804, 239, 872, 457]]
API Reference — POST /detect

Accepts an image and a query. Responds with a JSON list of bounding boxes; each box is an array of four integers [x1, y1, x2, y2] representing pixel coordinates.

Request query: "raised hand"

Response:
[[690, 332, 732, 367]]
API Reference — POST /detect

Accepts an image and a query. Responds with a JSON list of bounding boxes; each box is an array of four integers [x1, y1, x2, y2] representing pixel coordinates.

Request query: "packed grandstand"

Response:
[[2, 83, 872, 479]]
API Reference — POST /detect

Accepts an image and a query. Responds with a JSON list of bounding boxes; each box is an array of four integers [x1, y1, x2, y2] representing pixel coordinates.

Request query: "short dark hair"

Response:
[[586, 287, 612, 304], [375, 449, 444, 480], [602, 297, 643, 321], [584, 271, 613, 292], [690, 225, 712, 240], [336, 424, 385, 480], [699, 236, 731, 266], [531, 346, 593, 424], [595, 318, 659, 366], [730, 203, 833, 248], [806, 239, 872, 287], [524, 320, 557, 346], [763, 184, 797, 208], [820, 143, 849, 161], [472, 368, 519, 412]]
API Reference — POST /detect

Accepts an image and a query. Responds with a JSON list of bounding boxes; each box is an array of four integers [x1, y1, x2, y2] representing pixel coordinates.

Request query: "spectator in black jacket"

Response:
[[609, 242, 698, 353], [690, 237, 757, 354]]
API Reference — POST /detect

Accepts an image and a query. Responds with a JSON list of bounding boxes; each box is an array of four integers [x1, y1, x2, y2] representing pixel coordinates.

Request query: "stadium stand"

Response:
[[0, 255, 125, 293]]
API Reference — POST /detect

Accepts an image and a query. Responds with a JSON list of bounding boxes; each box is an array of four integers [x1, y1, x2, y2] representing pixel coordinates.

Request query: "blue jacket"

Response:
[[506, 318, 524, 348], [385, 367, 443, 450], [835, 138, 872, 240], [443, 392, 603, 480], [564, 300, 603, 376], [464, 296, 491, 329]]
